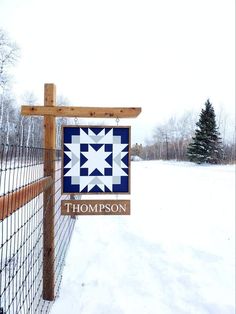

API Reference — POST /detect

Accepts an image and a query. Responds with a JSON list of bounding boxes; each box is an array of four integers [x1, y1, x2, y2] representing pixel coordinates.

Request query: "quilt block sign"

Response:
[[62, 126, 130, 194]]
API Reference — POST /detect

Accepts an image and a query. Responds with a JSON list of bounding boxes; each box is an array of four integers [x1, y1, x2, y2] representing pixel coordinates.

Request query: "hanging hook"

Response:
[[74, 117, 79, 125], [116, 117, 120, 126]]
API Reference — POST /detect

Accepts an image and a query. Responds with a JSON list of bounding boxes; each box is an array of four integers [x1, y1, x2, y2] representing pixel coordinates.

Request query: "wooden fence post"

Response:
[[43, 83, 56, 301]]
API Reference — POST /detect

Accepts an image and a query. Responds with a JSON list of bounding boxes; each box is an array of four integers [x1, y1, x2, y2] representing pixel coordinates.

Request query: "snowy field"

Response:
[[51, 160, 235, 314]]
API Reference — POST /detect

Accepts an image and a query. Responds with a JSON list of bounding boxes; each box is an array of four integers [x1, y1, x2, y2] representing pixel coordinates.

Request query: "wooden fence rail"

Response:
[[0, 176, 52, 221]]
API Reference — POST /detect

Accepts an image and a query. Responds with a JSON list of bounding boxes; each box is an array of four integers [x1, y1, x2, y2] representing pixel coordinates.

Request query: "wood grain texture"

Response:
[[0, 177, 52, 221], [43, 83, 56, 301], [21, 106, 141, 118]]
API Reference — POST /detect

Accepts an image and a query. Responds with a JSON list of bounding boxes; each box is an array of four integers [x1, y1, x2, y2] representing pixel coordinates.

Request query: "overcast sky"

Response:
[[0, 0, 235, 143]]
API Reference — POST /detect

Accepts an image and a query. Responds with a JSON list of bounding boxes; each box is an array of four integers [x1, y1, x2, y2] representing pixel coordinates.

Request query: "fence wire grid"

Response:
[[0, 144, 76, 314]]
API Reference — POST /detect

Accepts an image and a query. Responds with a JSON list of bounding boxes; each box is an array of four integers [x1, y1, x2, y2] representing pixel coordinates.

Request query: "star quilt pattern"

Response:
[[62, 126, 130, 194]]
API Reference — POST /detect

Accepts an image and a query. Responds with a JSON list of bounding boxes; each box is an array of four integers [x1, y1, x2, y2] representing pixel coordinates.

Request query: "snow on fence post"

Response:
[[43, 83, 56, 301]]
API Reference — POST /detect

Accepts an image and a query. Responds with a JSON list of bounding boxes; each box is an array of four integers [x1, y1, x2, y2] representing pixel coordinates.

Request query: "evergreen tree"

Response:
[[187, 99, 223, 164]]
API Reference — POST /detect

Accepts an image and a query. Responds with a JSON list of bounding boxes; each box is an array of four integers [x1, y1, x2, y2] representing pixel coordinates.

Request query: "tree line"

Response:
[[0, 28, 42, 147], [131, 103, 235, 164], [1, 28, 235, 163]]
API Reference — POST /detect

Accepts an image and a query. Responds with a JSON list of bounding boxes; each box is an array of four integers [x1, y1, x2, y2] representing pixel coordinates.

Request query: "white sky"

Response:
[[0, 0, 235, 143]]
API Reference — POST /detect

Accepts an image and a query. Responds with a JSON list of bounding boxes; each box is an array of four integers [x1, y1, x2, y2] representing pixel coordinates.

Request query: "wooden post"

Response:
[[43, 84, 56, 301]]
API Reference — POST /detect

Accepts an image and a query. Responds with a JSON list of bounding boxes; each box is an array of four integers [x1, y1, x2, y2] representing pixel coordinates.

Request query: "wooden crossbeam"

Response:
[[0, 176, 52, 221], [21, 105, 141, 118]]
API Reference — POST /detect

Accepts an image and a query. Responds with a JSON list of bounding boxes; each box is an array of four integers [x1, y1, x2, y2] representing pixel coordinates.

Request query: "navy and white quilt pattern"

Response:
[[62, 126, 130, 194]]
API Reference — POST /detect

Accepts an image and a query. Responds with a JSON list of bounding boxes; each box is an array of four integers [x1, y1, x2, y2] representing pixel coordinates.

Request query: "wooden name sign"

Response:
[[61, 200, 130, 215]]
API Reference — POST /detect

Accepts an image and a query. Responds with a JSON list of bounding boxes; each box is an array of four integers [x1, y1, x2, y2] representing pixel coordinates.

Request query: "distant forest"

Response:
[[131, 109, 235, 163], [1, 28, 235, 163]]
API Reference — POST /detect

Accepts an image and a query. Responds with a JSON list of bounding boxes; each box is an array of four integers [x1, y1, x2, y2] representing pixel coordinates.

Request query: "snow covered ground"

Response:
[[51, 160, 235, 314]]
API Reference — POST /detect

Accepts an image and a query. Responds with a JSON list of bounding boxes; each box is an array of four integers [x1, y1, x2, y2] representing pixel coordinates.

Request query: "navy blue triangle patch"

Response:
[[105, 128, 112, 134], [63, 168, 71, 175], [80, 153, 88, 166], [105, 186, 111, 192], [82, 127, 88, 134], [90, 168, 103, 176], [121, 153, 129, 166], [122, 168, 129, 175], [90, 127, 103, 135], [90, 144, 103, 151], [105, 153, 112, 166], [81, 186, 88, 193], [90, 185, 102, 192], [64, 154, 71, 167], [64, 144, 70, 151], [122, 145, 129, 152]]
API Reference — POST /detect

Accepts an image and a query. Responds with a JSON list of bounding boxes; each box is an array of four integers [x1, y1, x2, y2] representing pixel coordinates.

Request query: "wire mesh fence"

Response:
[[0, 144, 75, 314]]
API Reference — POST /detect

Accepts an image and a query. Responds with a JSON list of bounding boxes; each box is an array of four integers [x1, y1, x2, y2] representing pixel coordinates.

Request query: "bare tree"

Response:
[[0, 29, 19, 89], [151, 112, 197, 160], [0, 91, 18, 144], [0, 29, 19, 144], [21, 92, 38, 147], [56, 95, 71, 148], [153, 117, 176, 160]]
